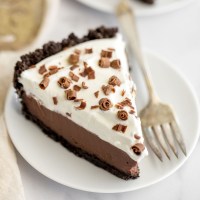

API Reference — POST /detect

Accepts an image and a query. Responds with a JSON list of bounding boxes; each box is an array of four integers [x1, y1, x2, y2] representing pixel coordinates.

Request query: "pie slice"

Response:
[[14, 26, 148, 180]]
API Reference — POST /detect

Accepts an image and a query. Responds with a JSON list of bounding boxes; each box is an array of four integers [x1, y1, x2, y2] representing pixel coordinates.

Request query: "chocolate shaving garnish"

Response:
[[102, 85, 115, 96], [88, 71, 95, 79], [79, 63, 88, 77], [38, 65, 47, 75], [75, 101, 86, 110], [99, 98, 112, 111], [108, 75, 121, 86], [73, 85, 81, 91], [68, 53, 79, 65], [52, 97, 58, 105], [91, 105, 99, 109], [69, 71, 79, 82], [66, 112, 71, 117], [65, 89, 77, 100], [43, 73, 50, 78], [121, 89, 126, 96], [79, 70, 87, 77], [110, 59, 121, 69], [101, 50, 112, 58], [58, 77, 71, 89], [94, 91, 99, 98], [83, 61, 88, 68], [49, 67, 59, 75], [49, 65, 58, 70], [86, 67, 95, 79], [74, 49, 81, 55], [132, 143, 145, 155], [39, 77, 49, 90], [79, 66, 95, 79], [74, 98, 83, 102], [118, 98, 133, 109], [115, 104, 123, 109], [99, 57, 110, 68], [70, 65, 79, 71], [117, 110, 128, 121], [28, 65, 36, 69], [108, 48, 115, 51], [134, 134, 141, 140], [112, 124, 127, 133], [82, 82, 88, 89], [85, 48, 93, 54], [129, 109, 135, 114]]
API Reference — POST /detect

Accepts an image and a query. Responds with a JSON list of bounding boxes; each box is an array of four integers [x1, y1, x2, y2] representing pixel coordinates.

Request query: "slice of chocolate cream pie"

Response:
[[14, 27, 148, 180]]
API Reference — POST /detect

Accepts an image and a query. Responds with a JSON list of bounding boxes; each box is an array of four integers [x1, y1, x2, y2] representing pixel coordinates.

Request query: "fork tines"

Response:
[[143, 120, 187, 161]]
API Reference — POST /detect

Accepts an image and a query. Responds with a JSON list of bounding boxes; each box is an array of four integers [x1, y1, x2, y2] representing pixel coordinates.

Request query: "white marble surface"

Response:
[[16, 0, 200, 199]]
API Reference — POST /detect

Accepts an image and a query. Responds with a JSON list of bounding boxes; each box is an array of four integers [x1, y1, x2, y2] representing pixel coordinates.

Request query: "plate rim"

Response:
[[4, 50, 200, 193], [76, 0, 196, 17]]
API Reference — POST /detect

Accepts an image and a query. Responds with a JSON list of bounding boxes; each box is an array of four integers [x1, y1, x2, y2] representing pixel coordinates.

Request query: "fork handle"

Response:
[[116, 0, 158, 104]]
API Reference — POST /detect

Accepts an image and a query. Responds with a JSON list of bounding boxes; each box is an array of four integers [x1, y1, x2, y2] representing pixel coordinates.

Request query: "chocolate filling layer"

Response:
[[22, 94, 139, 179]]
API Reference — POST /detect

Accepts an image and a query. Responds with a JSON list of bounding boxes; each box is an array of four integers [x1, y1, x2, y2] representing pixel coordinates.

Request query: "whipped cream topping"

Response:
[[19, 35, 148, 162]]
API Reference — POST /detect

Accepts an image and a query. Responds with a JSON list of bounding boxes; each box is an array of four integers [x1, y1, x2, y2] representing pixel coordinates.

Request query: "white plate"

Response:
[[5, 50, 200, 193], [76, 0, 195, 17]]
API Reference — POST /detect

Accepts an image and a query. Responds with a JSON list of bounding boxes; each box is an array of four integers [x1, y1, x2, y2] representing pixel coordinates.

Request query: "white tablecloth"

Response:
[[16, 0, 200, 199]]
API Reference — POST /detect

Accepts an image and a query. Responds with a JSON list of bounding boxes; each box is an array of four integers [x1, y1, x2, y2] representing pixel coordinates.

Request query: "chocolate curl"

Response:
[[118, 98, 134, 109], [58, 77, 71, 89], [68, 53, 79, 65], [69, 71, 79, 82], [70, 64, 79, 71], [39, 77, 49, 90], [99, 57, 110, 68], [110, 59, 121, 69], [91, 105, 99, 109], [102, 85, 115, 96], [117, 110, 128, 121], [49, 65, 57, 70], [49, 66, 59, 75], [79, 65, 95, 79], [94, 91, 99, 98], [82, 82, 88, 89], [38, 65, 47, 75], [73, 85, 81, 91], [52, 97, 58, 105], [43, 72, 50, 78], [75, 101, 87, 110], [65, 89, 77, 100], [132, 143, 145, 155], [86, 67, 95, 79], [115, 103, 124, 109], [134, 134, 141, 140], [74, 98, 83, 102], [108, 75, 121, 86], [121, 90, 125, 96], [108, 48, 115, 51], [85, 48, 93, 54], [129, 109, 135, 114], [112, 124, 127, 133], [99, 98, 112, 111], [74, 49, 81, 55], [101, 50, 113, 58]]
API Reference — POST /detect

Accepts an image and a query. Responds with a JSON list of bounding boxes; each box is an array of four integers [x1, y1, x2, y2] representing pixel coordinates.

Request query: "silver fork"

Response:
[[116, 0, 187, 161]]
